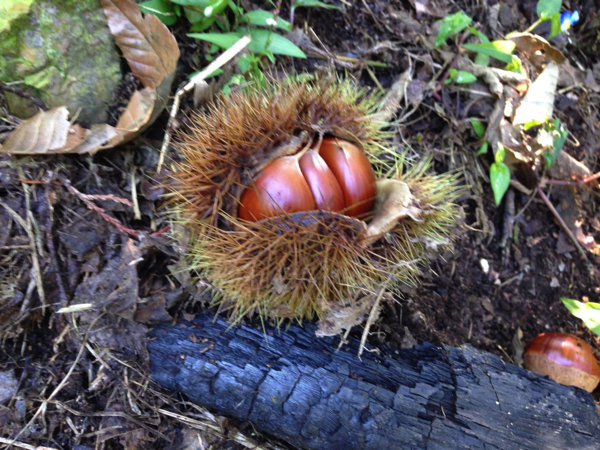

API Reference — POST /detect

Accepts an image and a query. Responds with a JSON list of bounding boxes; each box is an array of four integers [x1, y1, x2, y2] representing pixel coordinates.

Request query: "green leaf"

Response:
[[171, 0, 212, 7], [293, 0, 342, 10], [467, 26, 489, 42], [523, 119, 546, 130], [470, 119, 486, 138], [495, 144, 506, 164], [188, 32, 242, 49], [241, 10, 292, 32], [537, 0, 562, 19], [222, 73, 247, 96], [549, 12, 562, 38], [505, 55, 524, 74], [476, 141, 489, 156], [185, 6, 207, 24], [435, 11, 472, 48], [455, 70, 477, 84], [204, 0, 229, 17], [544, 120, 568, 167], [467, 26, 490, 66], [189, 15, 216, 31], [139, 0, 178, 26], [245, 28, 306, 58], [462, 40, 516, 63], [561, 298, 600, 336], [444, 69, 457, 84], [490, 161, 510, 206], [237, 53, 254, 73]]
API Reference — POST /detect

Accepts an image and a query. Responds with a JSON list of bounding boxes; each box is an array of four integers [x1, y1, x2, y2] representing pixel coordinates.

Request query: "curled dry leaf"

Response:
[[0, 0, 179, 155], [508, 33, 566, 67], [1, 107, 89, 154], [513, 63, 559, 126], [316, 293, 384, 337], [359, 179, 422, 246]]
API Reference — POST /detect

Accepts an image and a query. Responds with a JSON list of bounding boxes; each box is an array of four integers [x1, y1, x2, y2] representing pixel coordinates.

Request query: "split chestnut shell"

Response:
[[169, 78, 461, 327]]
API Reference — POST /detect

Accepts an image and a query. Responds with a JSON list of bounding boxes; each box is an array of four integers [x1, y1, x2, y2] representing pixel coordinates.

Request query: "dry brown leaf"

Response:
[[316, 294, 381, 337], [0, 0, 179, 155], [508, 33, 566, 66], [548, 151, 593, 182], [100, 0, 179, 89], [408, 0, 448, 18], [0, 107, 88, 154], [359, 179, 422, 246], [513, 63, 559, 126]]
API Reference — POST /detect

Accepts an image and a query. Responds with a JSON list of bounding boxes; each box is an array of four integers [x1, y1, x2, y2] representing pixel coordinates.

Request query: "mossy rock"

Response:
[[0, 0, 122, 127]]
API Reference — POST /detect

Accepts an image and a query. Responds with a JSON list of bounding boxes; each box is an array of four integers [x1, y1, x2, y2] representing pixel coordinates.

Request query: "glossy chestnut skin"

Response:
[[239, 137, 376, 221], [523, 332, 600, 392], [318, 137, 377, 217]]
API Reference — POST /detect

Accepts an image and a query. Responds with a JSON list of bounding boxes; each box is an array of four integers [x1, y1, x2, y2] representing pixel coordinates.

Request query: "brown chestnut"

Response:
[[239, 137, 376, 221], [523, 332, 600, 392]]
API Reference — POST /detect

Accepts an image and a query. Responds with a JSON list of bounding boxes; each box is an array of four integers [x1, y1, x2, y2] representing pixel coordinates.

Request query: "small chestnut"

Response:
[[239, 137, 376, 221], [523, 332, 600, 392]]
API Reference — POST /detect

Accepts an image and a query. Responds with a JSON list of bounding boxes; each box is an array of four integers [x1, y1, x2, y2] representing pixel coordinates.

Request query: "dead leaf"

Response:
[[73, 238, 148, 357], [316, 293, 383, 337], [508, 33, 566, 66], [548, 151, 594, 183], [374, 69, 411, 123], [101, 0, 178, 89], [358, 179, 422, 246], [408, 0, 448, 17], [0, 0, 179, 155], [0, 107, 88, 154], [513, 63, 559, 126], [134, 295, 172, 324], [454, 55, 528, 97]]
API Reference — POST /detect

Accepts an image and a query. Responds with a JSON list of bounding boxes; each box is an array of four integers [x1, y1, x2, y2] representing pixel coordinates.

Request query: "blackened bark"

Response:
[[148, 314, 600, 449]]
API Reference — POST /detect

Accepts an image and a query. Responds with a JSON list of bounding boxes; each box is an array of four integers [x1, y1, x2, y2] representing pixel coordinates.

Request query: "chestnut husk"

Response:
[[167, 77, 462, 333]]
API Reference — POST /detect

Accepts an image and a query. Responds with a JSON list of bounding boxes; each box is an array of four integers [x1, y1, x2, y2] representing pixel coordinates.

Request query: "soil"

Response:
[[1, 0, 599, 448]]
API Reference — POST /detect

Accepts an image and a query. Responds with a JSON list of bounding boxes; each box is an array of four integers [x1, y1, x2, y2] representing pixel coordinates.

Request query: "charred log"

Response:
[[148, 313, 600, 449]]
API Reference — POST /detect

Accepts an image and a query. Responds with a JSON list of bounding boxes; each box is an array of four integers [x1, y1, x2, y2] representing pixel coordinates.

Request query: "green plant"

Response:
[[437, 0, 577, 206], [140, 0, 308, 86], [490, 145, 510, 206], [561, 298, 600, 336]]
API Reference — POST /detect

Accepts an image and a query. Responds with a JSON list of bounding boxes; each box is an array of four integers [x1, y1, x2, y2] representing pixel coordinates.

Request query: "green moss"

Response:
[[0, 0, 123, 126], [0, 0, 34, 33]]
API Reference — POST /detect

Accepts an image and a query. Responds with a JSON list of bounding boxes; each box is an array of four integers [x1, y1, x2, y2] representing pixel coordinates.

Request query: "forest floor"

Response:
[[1, 0, 599, 448]]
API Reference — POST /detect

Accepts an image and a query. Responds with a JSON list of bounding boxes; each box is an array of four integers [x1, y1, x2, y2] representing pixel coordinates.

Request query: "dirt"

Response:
[[1, 0, 599, 448]]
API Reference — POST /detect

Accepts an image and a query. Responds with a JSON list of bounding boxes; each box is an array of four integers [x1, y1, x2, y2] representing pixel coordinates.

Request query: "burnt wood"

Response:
[[148, 313, 600, 449]]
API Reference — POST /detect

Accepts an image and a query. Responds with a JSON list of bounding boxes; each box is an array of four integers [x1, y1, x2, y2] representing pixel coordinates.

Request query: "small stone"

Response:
[[550, 277, 560, 288], [0, 370, 18, 405], [479, 258, 490, 275]]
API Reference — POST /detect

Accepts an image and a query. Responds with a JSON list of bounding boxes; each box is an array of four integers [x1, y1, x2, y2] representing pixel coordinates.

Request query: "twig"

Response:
[[0, 198, 46, 312], [358, 280, 390, 359], [43, 189, 69, 310], [0, 437, 56, 450], [130, 166, 142, 220], [59, 179, 142, 239], [157, 35, 252, 173], [8, 314, 105, 447], [536, 188, 587, 260], [543, 171, 600, 187], [500, 190, 515, 266], [0, 82, 47, 110]]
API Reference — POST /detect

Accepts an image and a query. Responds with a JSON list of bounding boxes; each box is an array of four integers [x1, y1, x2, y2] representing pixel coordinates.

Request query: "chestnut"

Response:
[[523, 332, 600, 392], [239, 137, 376, 221]]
